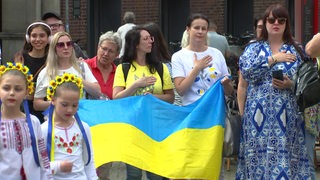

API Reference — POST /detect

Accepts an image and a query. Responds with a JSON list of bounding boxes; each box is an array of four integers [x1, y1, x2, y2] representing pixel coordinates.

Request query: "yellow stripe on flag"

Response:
[[91, 123, 224, 179]]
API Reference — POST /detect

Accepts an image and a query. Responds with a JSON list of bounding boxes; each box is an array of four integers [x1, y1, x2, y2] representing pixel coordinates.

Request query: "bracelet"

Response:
[[271, 56, 278, 63]]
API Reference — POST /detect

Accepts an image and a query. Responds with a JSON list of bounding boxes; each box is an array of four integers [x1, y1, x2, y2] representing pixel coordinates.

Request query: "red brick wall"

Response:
[[60, 0, 290, 53], [121, 0, 160, 25], [190, 0, 226, 33], [253, 0, 287, 18], [60, 0, 88, 52]]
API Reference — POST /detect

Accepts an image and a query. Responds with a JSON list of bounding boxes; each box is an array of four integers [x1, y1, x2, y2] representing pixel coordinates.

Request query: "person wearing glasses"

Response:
[[236, 4, 312, 179], [13, 22, 52, 123], [113, 26, 174, 180], [84, 31, 121, 101], [34, 31, 101, 112], [42, 12, 88, 59], [143, 22, 182, 106]]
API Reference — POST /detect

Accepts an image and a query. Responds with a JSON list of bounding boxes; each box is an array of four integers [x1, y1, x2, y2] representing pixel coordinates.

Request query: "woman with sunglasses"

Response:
[[113, 26, 174, 180], [236, 4, 312, 179], [33, 31, 101, 112]]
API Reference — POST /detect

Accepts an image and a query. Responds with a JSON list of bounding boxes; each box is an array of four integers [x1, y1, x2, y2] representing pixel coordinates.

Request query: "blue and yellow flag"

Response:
[[78, 80, 226, 179]]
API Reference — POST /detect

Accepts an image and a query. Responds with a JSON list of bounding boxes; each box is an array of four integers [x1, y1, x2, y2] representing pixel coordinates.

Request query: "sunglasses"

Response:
[[56, 41, 74, 49], [267, 17, 287, 25]]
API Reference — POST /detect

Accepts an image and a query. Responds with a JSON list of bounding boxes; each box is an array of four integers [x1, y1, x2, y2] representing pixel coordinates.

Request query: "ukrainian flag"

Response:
[[78, 80, 226, 179]]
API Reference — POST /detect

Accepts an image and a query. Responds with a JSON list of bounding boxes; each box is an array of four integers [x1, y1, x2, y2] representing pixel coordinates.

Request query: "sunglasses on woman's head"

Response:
[[266, 17, 287, 25], [56, 41, 74, 49]]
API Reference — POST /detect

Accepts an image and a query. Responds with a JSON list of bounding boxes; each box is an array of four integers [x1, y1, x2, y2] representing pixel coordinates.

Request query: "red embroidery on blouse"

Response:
[[54, 133, 80, 154]]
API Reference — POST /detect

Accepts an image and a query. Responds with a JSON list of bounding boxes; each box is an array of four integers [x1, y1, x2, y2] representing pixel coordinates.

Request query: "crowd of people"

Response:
[[0, 3, 319, 179]]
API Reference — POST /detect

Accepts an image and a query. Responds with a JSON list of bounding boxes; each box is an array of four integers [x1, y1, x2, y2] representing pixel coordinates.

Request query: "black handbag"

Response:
[[223, 93, 242, 157], [294, 58, 320, 112]]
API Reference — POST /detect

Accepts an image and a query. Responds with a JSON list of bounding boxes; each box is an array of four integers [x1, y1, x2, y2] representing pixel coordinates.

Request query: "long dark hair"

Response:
[[259, 4, 304, 56], [143, 22, 171, 63], [122, 26, 161, 74], [260, 4, 292, 42]]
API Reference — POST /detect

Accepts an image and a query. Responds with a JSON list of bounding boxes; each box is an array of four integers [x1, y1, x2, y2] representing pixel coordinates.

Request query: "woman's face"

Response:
[[97, 40, 119, 66], [187, 18, 208, 44], [136, 30, 154, 54], [256, 20, 263, 38], [55, 35, 74, 59], [29, 27, 50, 51], [266, 13, 286, 37]]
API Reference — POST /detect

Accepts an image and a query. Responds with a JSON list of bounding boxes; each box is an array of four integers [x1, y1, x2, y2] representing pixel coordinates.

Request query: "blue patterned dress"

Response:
[[235, 41, 311, 179]]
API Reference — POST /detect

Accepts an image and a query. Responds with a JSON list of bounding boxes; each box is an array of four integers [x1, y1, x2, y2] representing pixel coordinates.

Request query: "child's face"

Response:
[[52, 89, 79, 122], [0, 74, 27, 107]]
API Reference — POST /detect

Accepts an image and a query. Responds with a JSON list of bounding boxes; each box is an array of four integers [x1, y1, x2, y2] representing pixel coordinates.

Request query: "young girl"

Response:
[[14, 22, 52, 123], [41, 73, 98, 179], [0, 62, 51, 179]]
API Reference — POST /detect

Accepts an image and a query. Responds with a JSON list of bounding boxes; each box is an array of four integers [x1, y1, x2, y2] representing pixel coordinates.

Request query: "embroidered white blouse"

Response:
[[41, 120, 98, 180], [0, 115, 51, 179]]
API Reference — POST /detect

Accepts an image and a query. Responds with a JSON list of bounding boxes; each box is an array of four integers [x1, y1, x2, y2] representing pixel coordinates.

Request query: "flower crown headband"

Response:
[[0, 62, 34, 94], [47, 73, 83, 100]]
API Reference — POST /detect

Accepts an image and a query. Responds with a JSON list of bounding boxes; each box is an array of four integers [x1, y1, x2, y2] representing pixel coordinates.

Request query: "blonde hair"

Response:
[[45, 31, 82, 80], [181, 30, 189, 48]]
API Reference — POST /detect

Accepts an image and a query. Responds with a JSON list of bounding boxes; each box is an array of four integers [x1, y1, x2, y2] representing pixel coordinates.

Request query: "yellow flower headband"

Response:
[[46, 73, 83, 100], [0, 62, 34, 94]]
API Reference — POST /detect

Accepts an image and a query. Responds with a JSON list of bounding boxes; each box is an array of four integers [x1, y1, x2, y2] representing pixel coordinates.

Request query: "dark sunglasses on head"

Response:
[[267, 17, 287, 25], [56, 41, 74, 49]]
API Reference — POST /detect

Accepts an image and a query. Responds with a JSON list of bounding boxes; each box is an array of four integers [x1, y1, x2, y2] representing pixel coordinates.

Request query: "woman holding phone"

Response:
[[236, 4, 311, 179]]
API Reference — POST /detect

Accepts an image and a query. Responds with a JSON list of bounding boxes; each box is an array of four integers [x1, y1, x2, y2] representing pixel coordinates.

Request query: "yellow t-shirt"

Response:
[[113, 61, 173, 96]]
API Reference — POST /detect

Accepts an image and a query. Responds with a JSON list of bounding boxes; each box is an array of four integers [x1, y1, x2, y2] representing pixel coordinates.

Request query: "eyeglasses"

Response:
[[48, 23, 64, 29], [56, 41, 74, 49], [266, 17, 287, 25], [142, 36, 154, 42], [99, 46, 116, 54]]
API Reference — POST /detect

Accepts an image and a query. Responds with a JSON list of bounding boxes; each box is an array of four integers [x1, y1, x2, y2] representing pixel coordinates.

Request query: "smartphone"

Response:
[[272, 69, 283, 80]]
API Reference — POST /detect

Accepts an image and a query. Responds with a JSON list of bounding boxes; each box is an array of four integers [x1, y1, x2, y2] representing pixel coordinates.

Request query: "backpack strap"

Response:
[[78, 61, 86, 80], [47, 104, 91, 166], [74, 113, 91, 166], [122, 62, 131, 82]]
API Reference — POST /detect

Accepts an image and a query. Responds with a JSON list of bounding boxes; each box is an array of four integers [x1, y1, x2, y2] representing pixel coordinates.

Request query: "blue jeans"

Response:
[[305, 131, 317, 180], [126, 164, 163, 180]]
